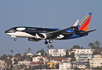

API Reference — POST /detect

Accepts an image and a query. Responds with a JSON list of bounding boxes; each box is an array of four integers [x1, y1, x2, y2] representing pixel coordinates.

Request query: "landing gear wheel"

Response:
[[49, 40, 53, 43], [14, 38, 17, 41], [45, 41, 48, 44]]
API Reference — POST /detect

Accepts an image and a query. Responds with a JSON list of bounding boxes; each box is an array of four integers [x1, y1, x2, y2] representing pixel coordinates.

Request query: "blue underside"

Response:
[[53, 28, 73, 33], [66, 29, 73, 32], [53, 28, 60, 30]]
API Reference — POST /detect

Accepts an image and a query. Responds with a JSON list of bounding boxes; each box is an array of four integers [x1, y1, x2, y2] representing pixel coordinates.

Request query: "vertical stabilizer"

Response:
[[78, 13, 92, 31]]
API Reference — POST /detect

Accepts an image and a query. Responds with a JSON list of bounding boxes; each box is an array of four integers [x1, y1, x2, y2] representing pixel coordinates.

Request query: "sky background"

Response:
[[0, 0, 102, 55]]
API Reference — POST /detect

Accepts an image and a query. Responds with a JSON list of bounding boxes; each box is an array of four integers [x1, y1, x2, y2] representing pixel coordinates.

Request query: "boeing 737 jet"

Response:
[[5, 13, 96, 44]]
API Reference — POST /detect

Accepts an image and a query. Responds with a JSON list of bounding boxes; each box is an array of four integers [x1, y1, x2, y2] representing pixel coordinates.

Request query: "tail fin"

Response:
[[78, 13, 92, 31]]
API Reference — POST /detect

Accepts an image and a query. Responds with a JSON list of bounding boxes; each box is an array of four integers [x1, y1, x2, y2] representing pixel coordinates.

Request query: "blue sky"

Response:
[[0, 0, 102, 55]]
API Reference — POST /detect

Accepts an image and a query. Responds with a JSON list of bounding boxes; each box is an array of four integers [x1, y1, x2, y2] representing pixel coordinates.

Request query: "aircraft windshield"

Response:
[[9, 27, 16, 33]]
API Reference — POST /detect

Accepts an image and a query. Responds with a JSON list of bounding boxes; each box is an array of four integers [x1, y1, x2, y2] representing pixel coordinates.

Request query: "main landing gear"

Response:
[[44, 40, 53, 44], [45, 40, 48, 44]]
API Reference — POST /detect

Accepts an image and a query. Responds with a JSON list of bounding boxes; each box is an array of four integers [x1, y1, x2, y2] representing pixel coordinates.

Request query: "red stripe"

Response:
[[79, 16, 92, 30]]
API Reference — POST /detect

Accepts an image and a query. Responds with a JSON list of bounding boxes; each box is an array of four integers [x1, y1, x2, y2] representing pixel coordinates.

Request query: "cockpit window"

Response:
[[9, 29, 16, 33], [9, 27, 16, 33]]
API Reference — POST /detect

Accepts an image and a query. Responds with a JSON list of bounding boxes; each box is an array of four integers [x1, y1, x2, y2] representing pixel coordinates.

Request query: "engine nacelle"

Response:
[[36, 33, 47, 39], [28, 38, 41, 42]]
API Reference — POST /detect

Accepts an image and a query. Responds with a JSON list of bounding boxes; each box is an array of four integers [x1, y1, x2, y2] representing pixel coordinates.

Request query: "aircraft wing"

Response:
[[46, 19, 79, 37], [46, 26, 72, 37]]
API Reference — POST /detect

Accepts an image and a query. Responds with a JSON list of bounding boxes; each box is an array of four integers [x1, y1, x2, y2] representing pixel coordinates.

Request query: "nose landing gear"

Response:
[[11, 36, 17, 41], [14, 38, 17, 41]]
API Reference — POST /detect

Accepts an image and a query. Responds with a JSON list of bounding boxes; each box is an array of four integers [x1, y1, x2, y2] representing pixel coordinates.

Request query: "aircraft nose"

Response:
[[5, 30, 9, 33]]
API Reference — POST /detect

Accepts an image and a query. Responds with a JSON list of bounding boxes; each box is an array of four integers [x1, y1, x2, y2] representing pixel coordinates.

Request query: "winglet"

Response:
[[73, 19, 79, 27]]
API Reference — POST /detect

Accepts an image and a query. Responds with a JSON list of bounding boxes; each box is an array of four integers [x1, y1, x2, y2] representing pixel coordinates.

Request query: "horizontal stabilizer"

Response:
[[80, 29, 97, 34], [86, 29, 97, 33]]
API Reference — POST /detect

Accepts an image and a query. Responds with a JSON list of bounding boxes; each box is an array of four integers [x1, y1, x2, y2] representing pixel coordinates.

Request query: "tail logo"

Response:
[[78, 13, 92, 31]]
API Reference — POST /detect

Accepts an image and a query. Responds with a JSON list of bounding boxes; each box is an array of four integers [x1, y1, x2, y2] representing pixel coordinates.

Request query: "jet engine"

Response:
[[28, 38, 41, 42], [36, 33, 47, 39]]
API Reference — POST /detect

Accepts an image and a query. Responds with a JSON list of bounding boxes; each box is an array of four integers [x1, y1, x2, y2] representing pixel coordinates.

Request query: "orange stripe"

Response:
[[83, 24, 90, 31]]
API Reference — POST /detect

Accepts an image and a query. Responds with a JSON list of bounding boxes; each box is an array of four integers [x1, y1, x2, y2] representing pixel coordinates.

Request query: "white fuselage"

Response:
[[6, 31, 35, 38]]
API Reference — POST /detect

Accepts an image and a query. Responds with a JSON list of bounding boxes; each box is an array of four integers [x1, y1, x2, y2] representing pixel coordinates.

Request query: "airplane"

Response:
[[5, 13, 96, 44]]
